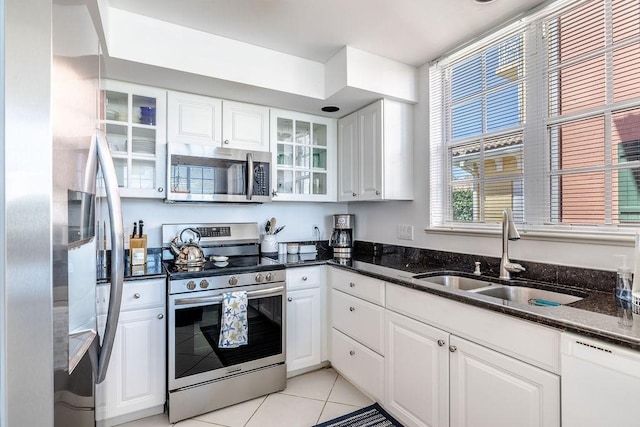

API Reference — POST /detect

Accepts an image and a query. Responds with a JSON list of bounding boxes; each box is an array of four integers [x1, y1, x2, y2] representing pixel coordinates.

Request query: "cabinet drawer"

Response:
[[98, 278, 166, 314], [331, 328, 384, 402], [287, 266, 322, 291], [332, 290, 385, 354], [330, 267, 385, 306]]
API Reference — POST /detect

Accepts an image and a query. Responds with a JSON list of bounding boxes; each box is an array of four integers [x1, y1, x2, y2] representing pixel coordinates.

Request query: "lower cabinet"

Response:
[[286, 266, 326, 375], [286, 287, 322, 372], [384, 309, 560, 427], [96, 278, 166, 426]]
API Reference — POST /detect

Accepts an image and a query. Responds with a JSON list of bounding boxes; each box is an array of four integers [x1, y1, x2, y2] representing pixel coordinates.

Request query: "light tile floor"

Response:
[[118, 367, 374, 427]]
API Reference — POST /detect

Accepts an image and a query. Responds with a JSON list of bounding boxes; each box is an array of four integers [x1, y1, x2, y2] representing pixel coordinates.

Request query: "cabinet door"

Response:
[[222, 100, 269, 151], [337, 112, 359, 201], [449, 336, 560, 427], [167, 91, 222, 145], [286, 288, 321, 373], [100, 307, 166, 420], [271, 110, 337, 201], [358, 100, 383, 200], [102, 81, 167, 199], [385, 311, 449, 427]]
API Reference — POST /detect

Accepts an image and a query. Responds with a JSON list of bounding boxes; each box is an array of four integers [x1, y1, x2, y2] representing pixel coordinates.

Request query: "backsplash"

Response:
[[354, 241, 617, 294]]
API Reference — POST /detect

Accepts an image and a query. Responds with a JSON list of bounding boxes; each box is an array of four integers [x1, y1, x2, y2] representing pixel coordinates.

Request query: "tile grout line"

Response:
[[242, 396, 269, 427], [314, 370, 340, 425]]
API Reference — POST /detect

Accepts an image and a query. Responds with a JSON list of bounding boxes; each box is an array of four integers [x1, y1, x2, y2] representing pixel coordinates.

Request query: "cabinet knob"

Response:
[[375, 190, 380, 196], [349, 350, 355, 356], [134, 293, 141, 299], [437, 339, 446, 347], [272, 189, 278, 197], [224, 139, 230, 145], [349, 306, 355, 312], [157, 314, 164, 319], [287, 297, 293, 302], [349, 282, 355, 288], [449, 345, 457, 353], [157, 187, 164, 192], [352, 193, 357, 197], [302, 276, 307, 281]]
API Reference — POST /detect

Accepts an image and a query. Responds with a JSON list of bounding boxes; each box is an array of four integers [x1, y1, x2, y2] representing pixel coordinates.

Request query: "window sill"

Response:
[[425, 225, 634, 247]]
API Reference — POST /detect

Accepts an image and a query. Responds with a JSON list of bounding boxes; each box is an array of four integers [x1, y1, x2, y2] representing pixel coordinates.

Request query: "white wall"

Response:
[[348, 64, 634, 273], [104, 199, 347, 249]]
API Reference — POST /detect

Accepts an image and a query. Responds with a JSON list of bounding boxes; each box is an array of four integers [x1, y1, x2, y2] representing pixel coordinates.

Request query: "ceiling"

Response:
[[108, 0, 549, 67]]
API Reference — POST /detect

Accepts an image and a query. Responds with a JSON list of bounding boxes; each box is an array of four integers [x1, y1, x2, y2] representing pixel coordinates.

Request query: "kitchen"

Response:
[[4, 0, 640, 426]]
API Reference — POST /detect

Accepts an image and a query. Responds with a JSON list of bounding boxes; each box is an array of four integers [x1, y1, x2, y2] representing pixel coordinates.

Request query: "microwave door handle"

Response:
[[95, 129, 125, 384], [246, 152, 254, 200]]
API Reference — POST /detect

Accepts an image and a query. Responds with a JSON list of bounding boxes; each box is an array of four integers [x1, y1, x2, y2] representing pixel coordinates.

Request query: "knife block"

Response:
[[130, 235, 147, 265]]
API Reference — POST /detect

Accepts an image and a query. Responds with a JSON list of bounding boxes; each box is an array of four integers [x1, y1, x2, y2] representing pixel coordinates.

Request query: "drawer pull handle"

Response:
[[437, 339, 445, 347], [349, 350, 355, 356], [287, 297, 293, 302], [349, 282, 355, 288], [157, 314, 164, 319], [349, 306, 355, 312], [449, 345, 457, 353], [134, 293, 141, 299], [302, 276, 307, 281]]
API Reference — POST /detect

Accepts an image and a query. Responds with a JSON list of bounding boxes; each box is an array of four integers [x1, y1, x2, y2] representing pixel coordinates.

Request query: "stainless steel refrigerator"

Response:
[[2, 0, 124, 425]]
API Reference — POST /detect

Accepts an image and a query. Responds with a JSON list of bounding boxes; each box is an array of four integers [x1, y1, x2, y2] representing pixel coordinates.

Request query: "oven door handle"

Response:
[[174, 285, 284, 306]]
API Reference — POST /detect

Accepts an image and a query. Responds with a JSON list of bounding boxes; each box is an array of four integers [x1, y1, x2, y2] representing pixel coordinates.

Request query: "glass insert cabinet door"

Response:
[[99, 81, 167, 199], [270, 110, 337, 201]]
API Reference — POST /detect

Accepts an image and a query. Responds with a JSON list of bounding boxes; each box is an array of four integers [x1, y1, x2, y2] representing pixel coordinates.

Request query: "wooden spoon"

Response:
[[269, 217, 277, 234]]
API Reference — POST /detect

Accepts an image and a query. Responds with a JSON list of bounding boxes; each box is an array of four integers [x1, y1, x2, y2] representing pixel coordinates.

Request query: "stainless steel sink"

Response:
[[413, 274, 496, 291], [472, 285, 584, 306]]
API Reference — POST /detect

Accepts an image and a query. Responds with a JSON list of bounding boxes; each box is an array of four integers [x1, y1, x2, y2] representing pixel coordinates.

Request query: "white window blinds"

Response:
[[430, 0, 640, 233]]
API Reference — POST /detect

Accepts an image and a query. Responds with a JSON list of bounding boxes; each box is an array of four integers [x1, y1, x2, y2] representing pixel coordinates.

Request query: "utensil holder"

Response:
[[261, 234, 278, 254], [130, 235, 147, 265]]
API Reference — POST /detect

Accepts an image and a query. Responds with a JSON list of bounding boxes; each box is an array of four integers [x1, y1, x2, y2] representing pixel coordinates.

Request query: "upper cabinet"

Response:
[[338, 99, 414, 202], [167, 91, 269, 151], [101, 80, 167, 198], [270, 109, 337, 202]]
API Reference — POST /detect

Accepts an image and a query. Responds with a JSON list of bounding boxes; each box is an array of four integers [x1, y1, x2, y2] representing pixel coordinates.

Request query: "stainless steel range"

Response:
[[163, 223, 286, 424]]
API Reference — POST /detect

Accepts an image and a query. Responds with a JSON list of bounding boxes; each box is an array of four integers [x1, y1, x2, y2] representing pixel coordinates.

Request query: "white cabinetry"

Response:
[[167, 91, 222, 146], [270, 109, 337, 201], [286, 266, 326, 375], [222, 100, 270, 151], [96, 278, 166, 427], [101, 81, 167, 198], [384, 282, 560, 427], [167, 91, 269, 151], [329, 268, 385, 402], [337, 99, 413, 201], [385, 310, 449, 427]]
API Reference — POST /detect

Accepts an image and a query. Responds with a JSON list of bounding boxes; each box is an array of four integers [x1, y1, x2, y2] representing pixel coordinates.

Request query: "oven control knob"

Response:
[[186, 280, 196, 290], [265, 272, 273, 281], [229, 276, 238, 286], [199, 279, 209, 289], [255, 273, 264, 282]]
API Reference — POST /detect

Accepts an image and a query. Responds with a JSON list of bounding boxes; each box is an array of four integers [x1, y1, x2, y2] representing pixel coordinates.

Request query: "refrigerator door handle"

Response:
[[95, 129, 125, 384]]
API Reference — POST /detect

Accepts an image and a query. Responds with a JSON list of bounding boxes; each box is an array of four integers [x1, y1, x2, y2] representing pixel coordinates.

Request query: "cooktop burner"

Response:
[[163, 255, 283, 278]]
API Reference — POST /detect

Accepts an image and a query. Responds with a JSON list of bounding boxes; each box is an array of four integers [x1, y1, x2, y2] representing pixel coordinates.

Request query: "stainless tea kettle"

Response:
[[169, 227, 206, 266]]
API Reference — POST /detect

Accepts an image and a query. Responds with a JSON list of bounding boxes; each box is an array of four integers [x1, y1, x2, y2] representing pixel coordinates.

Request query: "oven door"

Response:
[[168, 282, 285, 391]]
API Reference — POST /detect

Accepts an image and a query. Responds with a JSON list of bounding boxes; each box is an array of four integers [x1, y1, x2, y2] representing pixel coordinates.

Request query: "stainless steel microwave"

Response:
[[166, 143, 271, 203]]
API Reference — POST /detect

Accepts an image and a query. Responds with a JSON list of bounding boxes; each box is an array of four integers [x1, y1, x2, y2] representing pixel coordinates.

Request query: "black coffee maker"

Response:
[[330, 214, 354, 258]]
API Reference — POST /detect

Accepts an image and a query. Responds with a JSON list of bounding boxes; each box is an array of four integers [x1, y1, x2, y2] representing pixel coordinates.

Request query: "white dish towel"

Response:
[[218, 291, 248, 348]]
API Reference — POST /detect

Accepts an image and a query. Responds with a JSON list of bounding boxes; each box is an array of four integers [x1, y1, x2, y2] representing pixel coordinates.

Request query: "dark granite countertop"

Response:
[[97, 248, 166, 283], [329, 254, 640, 351]]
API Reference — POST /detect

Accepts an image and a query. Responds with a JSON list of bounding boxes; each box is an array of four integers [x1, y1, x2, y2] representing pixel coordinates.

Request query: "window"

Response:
[[430, 0, 640, 234]]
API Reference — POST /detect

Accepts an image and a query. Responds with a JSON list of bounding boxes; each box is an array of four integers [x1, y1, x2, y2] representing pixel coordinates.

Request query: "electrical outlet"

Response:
[[397, 224, 414, 240]]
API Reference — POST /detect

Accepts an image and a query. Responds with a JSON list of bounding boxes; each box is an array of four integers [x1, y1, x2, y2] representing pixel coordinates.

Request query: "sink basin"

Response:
[[414, 274, 496, 291], [473, 285, 584, 306]]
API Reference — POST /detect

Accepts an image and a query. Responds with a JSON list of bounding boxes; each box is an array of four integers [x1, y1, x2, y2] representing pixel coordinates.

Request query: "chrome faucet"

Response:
[[500, 208, 526, 280]]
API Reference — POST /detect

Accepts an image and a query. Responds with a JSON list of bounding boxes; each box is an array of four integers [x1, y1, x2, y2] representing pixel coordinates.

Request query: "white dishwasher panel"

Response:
[[561, 333, 640, 427]]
